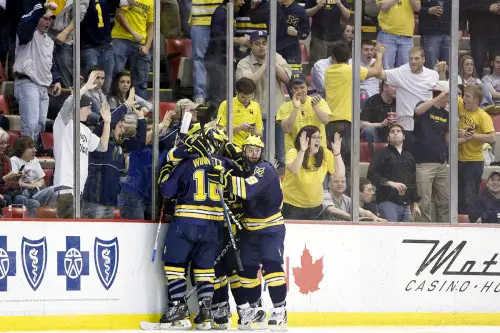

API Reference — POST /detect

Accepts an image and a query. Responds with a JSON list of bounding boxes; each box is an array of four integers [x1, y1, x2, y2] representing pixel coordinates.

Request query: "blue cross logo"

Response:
[[0, 236, 16, 292], [57, 236, 89, 291]]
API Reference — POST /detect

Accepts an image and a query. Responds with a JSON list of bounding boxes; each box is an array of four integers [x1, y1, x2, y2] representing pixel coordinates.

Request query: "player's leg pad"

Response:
[[193, 267, 215, 299], [262, 261, 287, 308], [164, 264, 187, 302]]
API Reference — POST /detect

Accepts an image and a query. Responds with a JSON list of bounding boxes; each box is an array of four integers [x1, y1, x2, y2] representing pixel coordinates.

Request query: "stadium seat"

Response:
[[36, 207, 57, 219], [160, 102, 176, 119], [40, 132, 54, 151], [43, 168, 54, 186], [0, 62, 7, 84], [2, 205, 28, 219], [165, 39, 192, 87], [458, 214, 470, 223], [6, 130, 20, 147], [0, 94, 10, 115], [114, 209, 121, 219], [492, 115, 500, 132], [359, 142, 388, 162]]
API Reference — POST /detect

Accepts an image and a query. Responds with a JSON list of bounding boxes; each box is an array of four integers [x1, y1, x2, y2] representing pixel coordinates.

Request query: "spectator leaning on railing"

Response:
[[13, 2, 62, 146]]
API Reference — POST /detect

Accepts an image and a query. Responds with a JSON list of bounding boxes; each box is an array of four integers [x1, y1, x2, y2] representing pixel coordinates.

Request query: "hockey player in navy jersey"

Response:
[[208, 135, 288, 331], [159, 127, 232, 330]]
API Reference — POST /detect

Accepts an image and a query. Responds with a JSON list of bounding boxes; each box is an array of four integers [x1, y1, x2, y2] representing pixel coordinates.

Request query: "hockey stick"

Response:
[[199, 119, 244, 272], [151, 112, 193, 263]]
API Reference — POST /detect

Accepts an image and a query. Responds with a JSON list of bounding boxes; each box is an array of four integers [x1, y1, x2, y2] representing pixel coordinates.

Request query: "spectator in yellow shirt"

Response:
[[324, 41, 384, 189], [217, 77, 263, 147], [281, 125, 344, 220], [457, 83, 495, 214], [112, 0, 154, 99], [277, 72, 331, 155], [376, 0, 421, 69]]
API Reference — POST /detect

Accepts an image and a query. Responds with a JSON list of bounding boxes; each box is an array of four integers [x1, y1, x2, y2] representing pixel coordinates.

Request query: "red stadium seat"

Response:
[[359, 142, 388, 162], [40, 132, 54, 151], [114, 209, 121, 219], [160, 102, 176, 119], [458, 214, 470, 223], [6, 130, 20, 147], [0, 94, 10, 115], [43, 168, 54, 186], [36, 207, 57, 219], [0, 62, 7, 84], [492, 115, 500, 132], [165, 39, 192, 85], [2, 205, 28, 218]]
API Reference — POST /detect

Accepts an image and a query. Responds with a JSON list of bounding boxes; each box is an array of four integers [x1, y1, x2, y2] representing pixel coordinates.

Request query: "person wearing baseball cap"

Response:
[[411, 80, 450, 222], [469, 170, 500, 223]]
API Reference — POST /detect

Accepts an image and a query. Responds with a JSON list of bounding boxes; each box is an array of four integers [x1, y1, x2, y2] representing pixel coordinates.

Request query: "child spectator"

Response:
[[469, 170, 500, 223]]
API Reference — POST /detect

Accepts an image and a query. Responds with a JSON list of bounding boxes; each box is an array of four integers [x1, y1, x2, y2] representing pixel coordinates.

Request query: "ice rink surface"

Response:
[[5, 328, 500, 333]]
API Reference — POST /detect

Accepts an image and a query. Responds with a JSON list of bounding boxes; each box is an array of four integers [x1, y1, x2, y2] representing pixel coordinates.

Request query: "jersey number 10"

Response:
[[193, 169, 221, 202]]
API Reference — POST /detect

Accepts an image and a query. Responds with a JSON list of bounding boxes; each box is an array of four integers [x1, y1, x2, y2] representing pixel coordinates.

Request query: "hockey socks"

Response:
[[164, 265, 187, 302], [262, 262, 287, 308]]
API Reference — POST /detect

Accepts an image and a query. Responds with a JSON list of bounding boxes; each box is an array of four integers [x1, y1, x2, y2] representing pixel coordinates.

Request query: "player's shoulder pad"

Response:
[[251, 160, 276, 179]]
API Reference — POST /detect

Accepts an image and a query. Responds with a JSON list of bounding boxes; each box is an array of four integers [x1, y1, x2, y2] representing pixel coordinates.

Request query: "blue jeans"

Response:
[[421, 35, 450, 69], [112, 38, 151, 99], [14, 78, 49, 143], [177, 0, 192, 36], [191, 25, 210, 100], [81, 201, 115, 219], [361, 126, 381, 143], [470, 34, 500, 78], [54, 43, 73, 88], [377, 30, 414, 69], [82, 44, 115, 94], [263, 121, 285, 165], [458, 161, 484, 214], [13, 195, 40, 218], [378, 201, 411, 222], [118, 192, 151, 220]]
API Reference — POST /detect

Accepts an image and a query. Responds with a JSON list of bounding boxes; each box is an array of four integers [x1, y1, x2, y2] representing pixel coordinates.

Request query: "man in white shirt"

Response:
[[53, 71, 111, 218], [377, 46, 439, 149]]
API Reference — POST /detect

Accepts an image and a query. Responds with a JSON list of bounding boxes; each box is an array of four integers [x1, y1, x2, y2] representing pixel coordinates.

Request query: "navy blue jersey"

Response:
[[226, 161, 284, 232], [161, 155, 237, 225], [81, 0, 120, 47]]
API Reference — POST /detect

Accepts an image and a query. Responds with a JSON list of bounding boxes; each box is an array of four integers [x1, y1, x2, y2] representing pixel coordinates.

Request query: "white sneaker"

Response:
[[268, 307, 287, 332]]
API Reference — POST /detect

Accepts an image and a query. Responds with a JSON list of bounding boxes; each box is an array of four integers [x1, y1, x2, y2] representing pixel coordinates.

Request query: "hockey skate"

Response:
[[158, 301, 192, 330], [212, 302, 232, 330], [194, 297, 212, 330], [237, 304, 267, 330], [268, 307, 287, 332]]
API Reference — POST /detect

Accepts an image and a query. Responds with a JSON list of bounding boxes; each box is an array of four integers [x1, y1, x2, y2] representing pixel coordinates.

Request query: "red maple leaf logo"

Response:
[[292, 244, 324, 295]]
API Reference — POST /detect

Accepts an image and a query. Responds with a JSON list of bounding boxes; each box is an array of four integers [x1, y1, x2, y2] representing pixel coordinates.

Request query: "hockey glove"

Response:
[[224, 143, 243, 163], [159, 161, 175, 184], [184, 134, 208, 157], [207, 165, 233, 187]]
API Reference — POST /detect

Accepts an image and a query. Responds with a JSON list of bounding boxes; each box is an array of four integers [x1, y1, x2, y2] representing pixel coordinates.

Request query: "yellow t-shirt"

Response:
[[53, 0, 67, 16], [217, 97, 263, 147], [376, 0, 417, 37], [282, 148, 335, 208], [111, 0, 154, 44], [325, 64, 368, 122], [276, 96, 331, 154], [458, 97, 495, 162]]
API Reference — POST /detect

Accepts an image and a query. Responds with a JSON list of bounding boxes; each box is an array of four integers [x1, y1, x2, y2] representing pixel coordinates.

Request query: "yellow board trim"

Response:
[[3, 313, 500, 331]]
